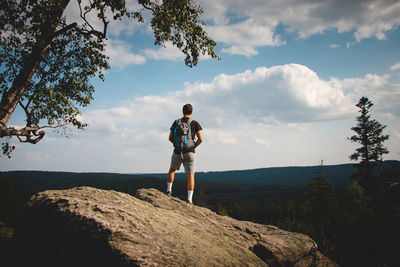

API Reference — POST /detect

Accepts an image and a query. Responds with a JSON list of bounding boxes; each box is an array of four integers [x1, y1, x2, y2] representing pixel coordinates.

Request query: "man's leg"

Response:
[[186, 172, 195, 203], [167, 167, 176, 195], [167, 152, 183, 195], [183, 152, 196, 203]]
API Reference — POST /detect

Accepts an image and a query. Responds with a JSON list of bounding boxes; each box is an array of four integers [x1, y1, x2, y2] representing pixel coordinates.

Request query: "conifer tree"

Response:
[[305, 161, 337, 255], [349, 97, 389, 192]]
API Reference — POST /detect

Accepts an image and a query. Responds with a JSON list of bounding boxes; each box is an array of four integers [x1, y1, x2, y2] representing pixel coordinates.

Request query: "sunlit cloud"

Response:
[[390, 62, 400, 71], [78, 63, 400, 146], [105, 39, 147, 68], [64, 1, 400, 62], [200, 0, 400, 56], [143, 42, 185, 61]]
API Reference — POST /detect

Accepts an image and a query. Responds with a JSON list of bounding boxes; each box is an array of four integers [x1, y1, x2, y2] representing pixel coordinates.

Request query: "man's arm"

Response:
[[169, 131, 174, 144], [195, 130, 203, 148]]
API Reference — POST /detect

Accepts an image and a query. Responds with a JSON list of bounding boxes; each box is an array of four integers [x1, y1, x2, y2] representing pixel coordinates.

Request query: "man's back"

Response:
[[170, 117, 202, 154], [167, 104, 203, 204]]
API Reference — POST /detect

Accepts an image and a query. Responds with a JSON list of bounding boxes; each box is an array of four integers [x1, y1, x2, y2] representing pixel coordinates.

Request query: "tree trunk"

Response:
[[0, 47, 46, 127], [0, 0, 70, 129]]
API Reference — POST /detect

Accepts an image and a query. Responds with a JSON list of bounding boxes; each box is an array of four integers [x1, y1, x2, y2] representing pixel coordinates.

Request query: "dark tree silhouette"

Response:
[[305, 161, 337, 256], [349, 97, 389, 192]]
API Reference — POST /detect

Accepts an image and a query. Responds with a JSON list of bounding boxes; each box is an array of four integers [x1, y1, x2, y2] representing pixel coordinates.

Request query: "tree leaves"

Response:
[[0, 0, 219, 154], [149, 0, 220, 67]]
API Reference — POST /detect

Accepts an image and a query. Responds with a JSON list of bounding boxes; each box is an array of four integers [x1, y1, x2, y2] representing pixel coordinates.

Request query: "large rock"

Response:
[[17, 187, 337, 266]]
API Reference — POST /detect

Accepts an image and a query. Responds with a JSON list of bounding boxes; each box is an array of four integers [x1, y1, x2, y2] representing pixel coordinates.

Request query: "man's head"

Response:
[[183, 103, 193, 115]]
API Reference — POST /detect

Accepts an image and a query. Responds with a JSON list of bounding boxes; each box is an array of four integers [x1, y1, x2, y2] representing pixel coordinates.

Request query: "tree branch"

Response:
[[77, 0, 108, 39], [99, 5, 109, 38], [0, 125, 45, 144], [54, 22, 78, 37], [140, 2, 155, 12], [18, 99, 31, 124]]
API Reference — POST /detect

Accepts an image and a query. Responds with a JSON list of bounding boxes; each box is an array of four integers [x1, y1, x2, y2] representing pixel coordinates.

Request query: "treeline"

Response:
[[1, 165, 399, 266], [200, 162, 400, 267]]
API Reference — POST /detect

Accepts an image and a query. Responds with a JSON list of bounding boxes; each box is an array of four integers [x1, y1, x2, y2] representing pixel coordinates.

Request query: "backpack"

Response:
[[172, 118, 194, 152]]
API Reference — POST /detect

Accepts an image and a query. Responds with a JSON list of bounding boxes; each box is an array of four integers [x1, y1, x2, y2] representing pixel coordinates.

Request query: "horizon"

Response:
[[4, 160, 400, 175], [1, 0, 400, 173]]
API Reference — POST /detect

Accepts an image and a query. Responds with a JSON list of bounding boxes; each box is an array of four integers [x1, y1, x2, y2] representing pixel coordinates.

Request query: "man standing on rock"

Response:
[[167, 103, 203, 204]]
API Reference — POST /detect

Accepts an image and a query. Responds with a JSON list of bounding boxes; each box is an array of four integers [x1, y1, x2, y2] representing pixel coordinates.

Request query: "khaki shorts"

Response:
[[170, 152, 196, 175]]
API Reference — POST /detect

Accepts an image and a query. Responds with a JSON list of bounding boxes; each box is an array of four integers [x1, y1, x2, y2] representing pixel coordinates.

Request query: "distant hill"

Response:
[[151, 160, 400, 186], [3, 161, 399, 196], [0, 171, 165, 200], [158, 164, 355, 185]]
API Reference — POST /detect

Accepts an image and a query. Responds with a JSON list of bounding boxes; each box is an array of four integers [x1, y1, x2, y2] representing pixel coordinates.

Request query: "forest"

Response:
[[1, 159, 400, 267]]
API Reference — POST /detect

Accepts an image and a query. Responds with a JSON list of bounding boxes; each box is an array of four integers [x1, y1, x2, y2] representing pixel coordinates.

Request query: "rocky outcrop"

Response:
[[17, 187, 337, 267]]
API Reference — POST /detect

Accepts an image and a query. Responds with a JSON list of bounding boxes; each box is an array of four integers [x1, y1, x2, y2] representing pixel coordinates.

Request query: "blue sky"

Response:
[[2, 0, 400, 173]]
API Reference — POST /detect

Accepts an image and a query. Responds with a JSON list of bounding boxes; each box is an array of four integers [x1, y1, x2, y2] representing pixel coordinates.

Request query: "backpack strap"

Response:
[[172, 119, 180, 149], [185, 118, 193, 147], [187, 118, 193, 129]]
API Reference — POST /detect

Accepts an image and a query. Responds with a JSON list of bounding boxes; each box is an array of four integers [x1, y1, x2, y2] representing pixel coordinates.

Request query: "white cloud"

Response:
[[3, 64, 400, 173], [206, 129, 238, 145], [64, 1, 400, 61], [78, 109, 119, 136], [143, 42, 185, 61], [337, 74, 400, 117], [97, 39, 196, 69], [199, 0, 400, 56], [80, 63, 400, 139], [75, 64, 400, 168], [180, 64, 354, 124], [221, 46, 259, 57], [330, 44, 340, 48], [207, 18, 285, 56], [63, 1, 201, 66], [104, 39, 146, 68], [390, 62, 400, 71]]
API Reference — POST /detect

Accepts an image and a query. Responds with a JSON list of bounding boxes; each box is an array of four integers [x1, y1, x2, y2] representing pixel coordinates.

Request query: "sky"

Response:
[[1, 0, 400, 173]]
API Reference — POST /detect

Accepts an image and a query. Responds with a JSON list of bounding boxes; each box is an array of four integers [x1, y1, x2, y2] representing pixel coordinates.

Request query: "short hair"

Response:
[[182, 103, 193, 115]]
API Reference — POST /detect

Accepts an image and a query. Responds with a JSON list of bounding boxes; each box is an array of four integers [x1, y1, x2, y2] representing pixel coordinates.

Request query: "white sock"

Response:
[[187, 190, 194, 203], [167, 183, 173, 192]]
